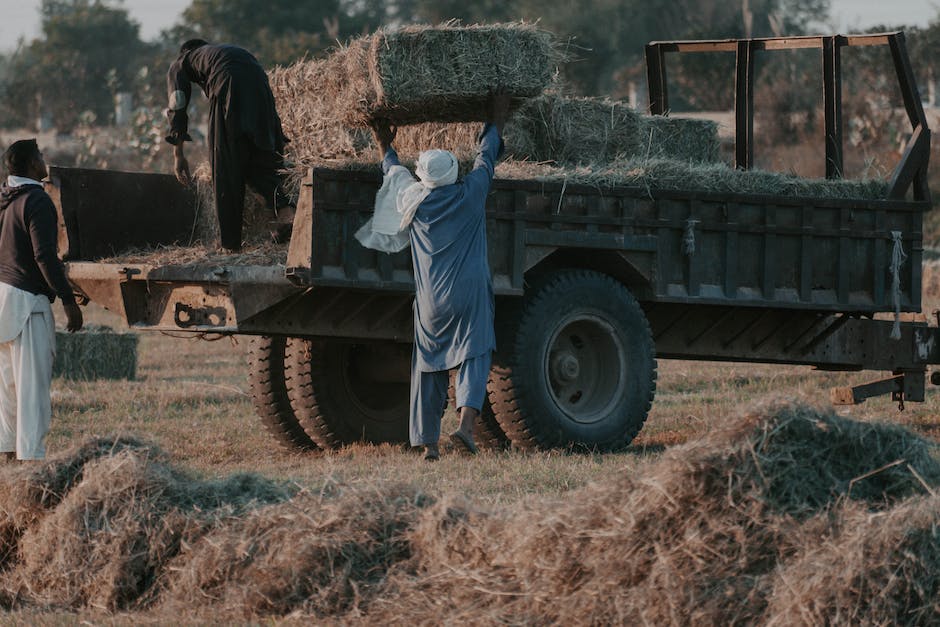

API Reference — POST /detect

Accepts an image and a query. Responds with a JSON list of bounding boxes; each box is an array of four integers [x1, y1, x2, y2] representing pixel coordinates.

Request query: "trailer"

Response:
[[52, 32, 938, 451]]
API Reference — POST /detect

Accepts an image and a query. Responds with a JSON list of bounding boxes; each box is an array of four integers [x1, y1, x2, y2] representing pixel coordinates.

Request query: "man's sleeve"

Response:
[[462, 123, 505, 204], [165, 57, 194, 145], [27, 195, 75, 305], [382, 147, 401, 175]]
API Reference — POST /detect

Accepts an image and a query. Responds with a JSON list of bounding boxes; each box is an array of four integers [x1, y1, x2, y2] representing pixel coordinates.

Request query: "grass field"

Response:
[[45, 298, 940, 501]]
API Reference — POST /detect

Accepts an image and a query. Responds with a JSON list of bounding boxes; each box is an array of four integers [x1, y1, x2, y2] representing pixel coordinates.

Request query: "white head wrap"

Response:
[[356, 149, 459, 253], [397, 149, 458, 230]]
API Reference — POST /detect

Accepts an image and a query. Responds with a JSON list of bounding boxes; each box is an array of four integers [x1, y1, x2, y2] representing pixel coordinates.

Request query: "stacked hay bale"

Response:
[[53, 324, 138, 381], [200, 21, 884, 253], [269, 23, 559, 180], [638, 115, 721, 163], [504, 95, 645, 164]]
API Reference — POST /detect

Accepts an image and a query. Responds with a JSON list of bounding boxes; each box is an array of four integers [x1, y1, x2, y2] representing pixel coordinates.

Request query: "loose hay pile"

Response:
[[0, 404, 936, 622], [0, 437, 290, 611], [53, 325, 138, 381]]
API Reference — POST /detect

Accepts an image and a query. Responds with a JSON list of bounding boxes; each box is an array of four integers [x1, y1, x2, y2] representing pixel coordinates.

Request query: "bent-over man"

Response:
[[371, 92, 510, 460], [0, 140, 83, 460], [165, 39, 293, 251]]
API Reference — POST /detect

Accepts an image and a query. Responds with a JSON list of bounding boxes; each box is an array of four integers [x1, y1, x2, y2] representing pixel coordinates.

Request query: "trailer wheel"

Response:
[[488, 270, 657, 450], [246, 336, 317, 452], [285, 339, 409, 447]]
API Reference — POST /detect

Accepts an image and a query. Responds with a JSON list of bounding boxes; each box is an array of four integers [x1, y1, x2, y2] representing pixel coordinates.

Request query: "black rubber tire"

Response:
[[246, 335, 317, 452], [285, 339, 410, 447], [447, 373, 511, 450], [488, 270, 657, 451]]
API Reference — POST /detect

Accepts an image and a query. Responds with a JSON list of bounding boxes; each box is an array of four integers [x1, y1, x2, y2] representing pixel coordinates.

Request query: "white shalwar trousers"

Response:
[[0, 283, 55, 460]]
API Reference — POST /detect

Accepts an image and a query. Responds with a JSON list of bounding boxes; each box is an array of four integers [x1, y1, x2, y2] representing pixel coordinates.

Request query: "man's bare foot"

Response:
[[449, 430, 477, 455]]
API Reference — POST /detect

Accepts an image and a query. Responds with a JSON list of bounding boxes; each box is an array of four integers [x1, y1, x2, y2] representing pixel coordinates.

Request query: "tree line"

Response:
[[0, 0, 847, 131]]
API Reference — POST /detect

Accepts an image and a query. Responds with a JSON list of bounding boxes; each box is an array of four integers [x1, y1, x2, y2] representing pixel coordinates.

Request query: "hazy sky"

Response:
[[0, 0, 938, 52]]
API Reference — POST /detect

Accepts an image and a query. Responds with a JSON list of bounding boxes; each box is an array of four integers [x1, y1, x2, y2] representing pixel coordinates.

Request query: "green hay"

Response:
[[53, 325, 138, 381], [638, 116, 721, 164], [496, 157, 889, 200], [342, 23, 559, 126], [505, 95, 644, 164]]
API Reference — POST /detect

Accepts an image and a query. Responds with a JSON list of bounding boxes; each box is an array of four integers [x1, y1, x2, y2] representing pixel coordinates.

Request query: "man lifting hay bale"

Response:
[[366, 91, 511, 460]]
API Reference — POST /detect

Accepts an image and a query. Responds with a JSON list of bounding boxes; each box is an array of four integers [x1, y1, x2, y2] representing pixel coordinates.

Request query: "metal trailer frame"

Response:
[[645, 31, 930, 201], [56, 31, 939, 413]]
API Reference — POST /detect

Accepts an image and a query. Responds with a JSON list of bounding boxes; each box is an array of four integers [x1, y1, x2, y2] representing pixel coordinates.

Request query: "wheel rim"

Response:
[[340, 344, 409, 423], [543, 313, 626, 425]]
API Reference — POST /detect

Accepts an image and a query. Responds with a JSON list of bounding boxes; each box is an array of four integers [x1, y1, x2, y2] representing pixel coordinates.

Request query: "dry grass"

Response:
[[0, 400, 936, 623]]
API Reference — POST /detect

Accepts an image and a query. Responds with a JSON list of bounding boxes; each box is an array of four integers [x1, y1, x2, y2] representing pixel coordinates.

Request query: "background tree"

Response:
[[1, 0, 150, 130]]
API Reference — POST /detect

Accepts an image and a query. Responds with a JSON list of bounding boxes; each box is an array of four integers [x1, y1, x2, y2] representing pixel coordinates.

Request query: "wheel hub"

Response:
[[544, 315, 626, 425], [552, 352, 581, 382]]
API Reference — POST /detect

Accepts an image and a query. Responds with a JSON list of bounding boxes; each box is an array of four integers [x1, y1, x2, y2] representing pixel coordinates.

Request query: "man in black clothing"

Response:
[[0, 139, 82, 460], [165, 39, 293, 251]]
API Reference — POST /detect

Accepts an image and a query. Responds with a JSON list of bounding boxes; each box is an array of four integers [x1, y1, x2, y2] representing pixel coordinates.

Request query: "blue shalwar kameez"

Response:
[[380, 125, 504, 446]]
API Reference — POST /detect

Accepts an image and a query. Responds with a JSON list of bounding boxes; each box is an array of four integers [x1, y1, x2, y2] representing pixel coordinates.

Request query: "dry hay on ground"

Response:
[[372, 402, 940, 624], [0, 438, 290, 611], [160, 487, 427, 619], [53, 324, 138, 381], [765, 496, 940, 625], [0, 404, 935, 622]]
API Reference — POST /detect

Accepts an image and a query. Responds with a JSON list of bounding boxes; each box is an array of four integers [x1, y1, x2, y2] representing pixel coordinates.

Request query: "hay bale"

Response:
[[764, 497, 940, 624], [53, 324, 138, 381], [638, 115, 721, 163], [3, 443, 290, 611], [332, 23, 558, 127], [503, 95, 644, 165]]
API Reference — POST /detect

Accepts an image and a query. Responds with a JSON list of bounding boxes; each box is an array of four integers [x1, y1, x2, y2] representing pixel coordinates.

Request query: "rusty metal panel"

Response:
[[48, 166, 196, 261]]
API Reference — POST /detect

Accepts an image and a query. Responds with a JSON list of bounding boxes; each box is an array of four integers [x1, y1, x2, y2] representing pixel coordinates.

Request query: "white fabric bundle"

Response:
[[356, 150, 459, 253]]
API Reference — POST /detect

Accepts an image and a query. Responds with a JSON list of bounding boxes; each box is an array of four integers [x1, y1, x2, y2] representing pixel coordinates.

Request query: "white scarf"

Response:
[[397, 149, 459, 230], [6, 175, 43, 188], [356, 149, 459, 253]]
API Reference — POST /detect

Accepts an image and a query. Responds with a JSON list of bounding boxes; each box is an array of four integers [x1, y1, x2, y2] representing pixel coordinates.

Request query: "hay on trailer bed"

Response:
[[639, 115, 721, 164], [495, 157, 889, 200], [53, 325, 138, 381], [504, 95, 645, 165]]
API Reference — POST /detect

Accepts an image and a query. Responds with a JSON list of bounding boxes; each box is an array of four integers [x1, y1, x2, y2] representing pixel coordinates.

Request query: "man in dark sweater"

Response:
[[165, 39, 293, 251], [0, 139, 82, 460]]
